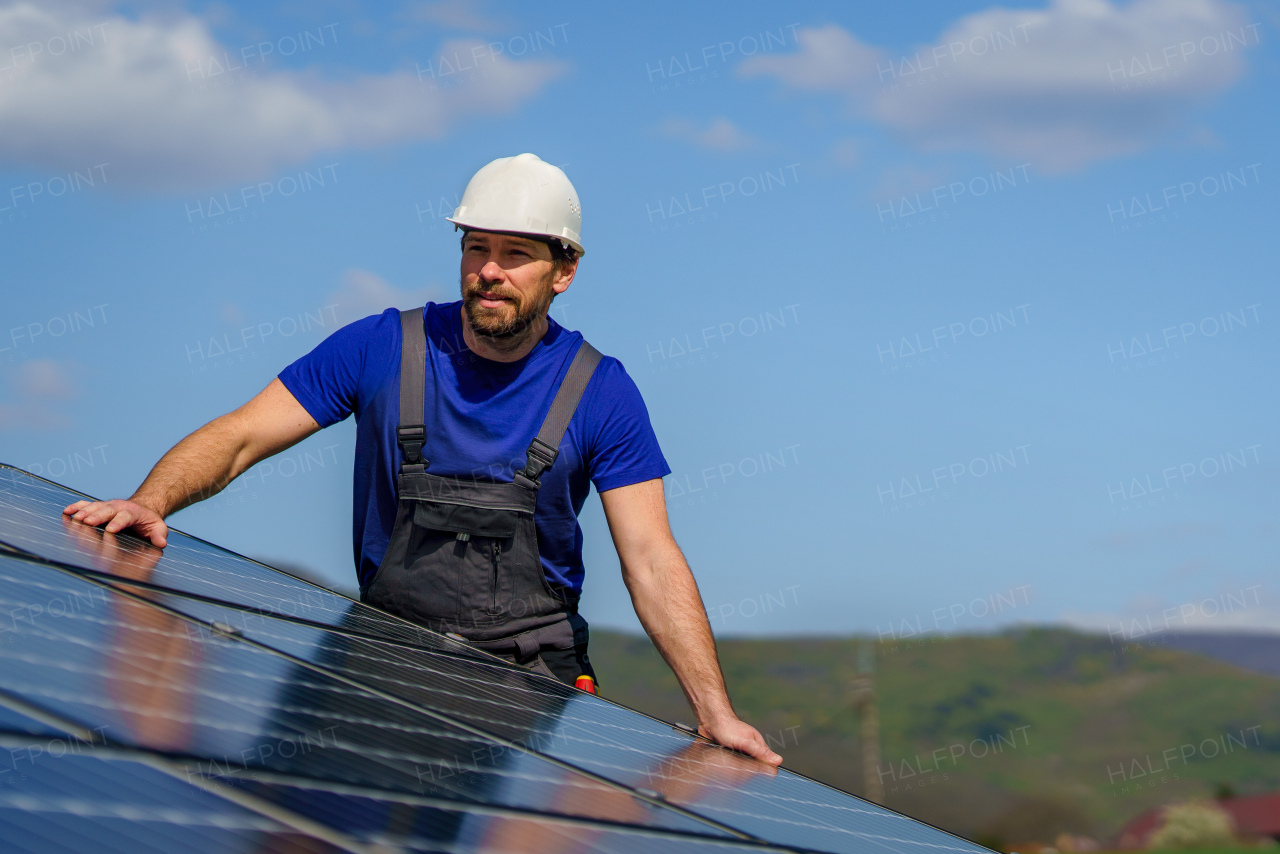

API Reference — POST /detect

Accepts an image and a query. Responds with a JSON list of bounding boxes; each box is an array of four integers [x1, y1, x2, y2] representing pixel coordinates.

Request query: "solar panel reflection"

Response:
[[0, 702, 73, 739], [150, 582, 993, 854], [221, 777, 803, 853], [0, 555, 734, 839], [0, 749, 347, 853], [0, 465, 485, 656], [0, 465, 997, 854]]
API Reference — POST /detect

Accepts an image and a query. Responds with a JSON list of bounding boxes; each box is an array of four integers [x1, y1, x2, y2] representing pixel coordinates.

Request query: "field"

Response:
[[589, 627, 1280, 844]]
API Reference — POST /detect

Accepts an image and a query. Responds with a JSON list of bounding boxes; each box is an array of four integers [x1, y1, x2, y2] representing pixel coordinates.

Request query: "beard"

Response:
[[461, 274, 555, 340]]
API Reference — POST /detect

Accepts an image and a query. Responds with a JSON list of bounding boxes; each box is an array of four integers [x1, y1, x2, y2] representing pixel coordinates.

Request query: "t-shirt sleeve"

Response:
[[582, 357, 671, 493], [278, 311, 395, 428]]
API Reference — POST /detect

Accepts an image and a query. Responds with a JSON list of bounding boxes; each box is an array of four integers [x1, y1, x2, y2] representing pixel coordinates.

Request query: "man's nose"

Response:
[[479, 260, 504, 282]]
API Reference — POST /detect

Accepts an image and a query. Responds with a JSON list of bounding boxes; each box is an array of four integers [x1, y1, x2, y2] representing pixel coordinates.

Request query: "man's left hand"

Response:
[[698, 716, 783, 766]]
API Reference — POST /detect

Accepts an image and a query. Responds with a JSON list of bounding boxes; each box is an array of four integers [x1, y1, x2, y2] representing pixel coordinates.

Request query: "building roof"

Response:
[[1114, 793, 1280, 848], [1221, 793, 1280, 836]]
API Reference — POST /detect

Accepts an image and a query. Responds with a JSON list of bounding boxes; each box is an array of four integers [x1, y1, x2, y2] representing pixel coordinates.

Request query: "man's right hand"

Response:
[[63, 499, 170, 548]]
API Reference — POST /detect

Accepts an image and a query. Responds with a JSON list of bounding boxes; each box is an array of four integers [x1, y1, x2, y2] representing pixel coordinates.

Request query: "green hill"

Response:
[[589, 627, 1280, 845]]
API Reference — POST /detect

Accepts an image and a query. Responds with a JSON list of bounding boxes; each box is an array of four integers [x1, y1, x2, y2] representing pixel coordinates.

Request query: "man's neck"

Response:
[[460, 306, 549, 364]]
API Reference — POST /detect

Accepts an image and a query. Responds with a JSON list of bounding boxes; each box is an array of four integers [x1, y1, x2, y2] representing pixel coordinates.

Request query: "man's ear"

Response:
[[552, 258, 578, 295]]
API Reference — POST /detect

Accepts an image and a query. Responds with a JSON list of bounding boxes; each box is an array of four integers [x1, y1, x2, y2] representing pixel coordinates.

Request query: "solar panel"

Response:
[[0, 735, 784, 854], [0, 555, 734, 838], [127, 583, 987, 853], [0, 697, 77, 739], [217, 775, 799, 853], [0, 464, 996, 854], [0, 465, 489, 657], [0, 739, 352, 853]]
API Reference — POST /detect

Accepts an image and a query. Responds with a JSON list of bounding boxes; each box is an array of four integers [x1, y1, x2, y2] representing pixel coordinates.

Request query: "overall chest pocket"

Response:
[[413, 500, 520, 538], [410, 499, 538, 621]]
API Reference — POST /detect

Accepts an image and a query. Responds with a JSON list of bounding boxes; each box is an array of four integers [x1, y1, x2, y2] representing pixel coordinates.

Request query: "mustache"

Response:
[[463, 281, 521, 303]]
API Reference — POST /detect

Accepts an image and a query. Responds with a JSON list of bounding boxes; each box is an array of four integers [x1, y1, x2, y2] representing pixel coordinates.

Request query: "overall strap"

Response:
[[516, 341, 603, 489], [396, 308, 428, 472]]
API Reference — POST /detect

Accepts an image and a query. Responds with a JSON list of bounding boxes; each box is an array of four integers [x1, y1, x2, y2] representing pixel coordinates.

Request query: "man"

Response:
[[63, 153, 782, 766]]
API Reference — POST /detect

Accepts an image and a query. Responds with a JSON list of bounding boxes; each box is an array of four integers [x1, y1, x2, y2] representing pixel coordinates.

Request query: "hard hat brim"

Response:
[[447, 218, 585, 258]]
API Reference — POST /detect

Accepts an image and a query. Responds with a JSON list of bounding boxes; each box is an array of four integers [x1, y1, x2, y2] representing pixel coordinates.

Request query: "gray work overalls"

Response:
[[362, 309, 602, 685]]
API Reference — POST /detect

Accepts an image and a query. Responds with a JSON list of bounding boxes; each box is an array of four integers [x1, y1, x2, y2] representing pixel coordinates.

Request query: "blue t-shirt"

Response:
[[278, 301, 670, 594]]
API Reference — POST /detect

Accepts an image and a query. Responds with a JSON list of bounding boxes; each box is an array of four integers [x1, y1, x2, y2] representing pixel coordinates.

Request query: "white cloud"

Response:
[[739, 0, 1256, 170], [0, 3, 568, 191], [1059, 606, 1280, 634], [15, 358, 76, 398], [738, 24, 881, 95], [0, 359, 77, 430], [326, 269, 446, 325], [1059, 582, 1277, 634], [658, 116, 757, 152]]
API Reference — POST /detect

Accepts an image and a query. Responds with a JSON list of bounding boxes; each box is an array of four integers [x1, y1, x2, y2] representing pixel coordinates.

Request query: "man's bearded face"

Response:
[[460, 234, 559, 339]]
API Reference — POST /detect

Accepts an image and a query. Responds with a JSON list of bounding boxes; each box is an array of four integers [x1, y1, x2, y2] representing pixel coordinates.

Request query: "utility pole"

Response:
[[851, 640, 882, 802]]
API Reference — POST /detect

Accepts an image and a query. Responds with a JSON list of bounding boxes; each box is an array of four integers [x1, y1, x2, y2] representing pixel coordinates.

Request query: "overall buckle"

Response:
[[518, 438, 559, 487], [397, 424, 427, 465]]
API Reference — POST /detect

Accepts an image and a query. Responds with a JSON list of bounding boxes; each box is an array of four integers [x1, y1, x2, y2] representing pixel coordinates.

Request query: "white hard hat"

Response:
[[447, 153, 585, 257]]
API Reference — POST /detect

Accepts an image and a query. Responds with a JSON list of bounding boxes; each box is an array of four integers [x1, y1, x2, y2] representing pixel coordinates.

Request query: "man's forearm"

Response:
[[131, 417, 251, 517], [62, 380, 321, 550], [624, 546, 736, 726]]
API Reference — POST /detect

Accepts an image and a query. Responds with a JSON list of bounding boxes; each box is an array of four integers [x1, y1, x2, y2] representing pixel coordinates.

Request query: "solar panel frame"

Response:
[[15, 558, 993, 854], [0, 689, 92, 741], [0, 733, 359, 853], [0, 465, 1000, 854], [220, 776, 814, 854], [0, 733, 810, 854], [0, 553, 752, 842], [0, 465, 495, 655], [86, 571, 994, 854]]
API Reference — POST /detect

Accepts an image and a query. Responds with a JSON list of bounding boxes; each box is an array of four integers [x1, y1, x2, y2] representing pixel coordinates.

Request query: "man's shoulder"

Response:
[[337, 306, 407, 339], [575, 345, 648, 421], [285, 307, 402, 368], [555, 331, 634, 393], [565, 336, 668, 482], [277, 307, 408, 425], [546, 317, 626, 374], [585, 349, 631, 385]]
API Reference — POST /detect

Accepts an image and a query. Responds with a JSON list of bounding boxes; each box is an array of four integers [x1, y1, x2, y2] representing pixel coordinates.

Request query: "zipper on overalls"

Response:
[[491, 540, 501, 613]]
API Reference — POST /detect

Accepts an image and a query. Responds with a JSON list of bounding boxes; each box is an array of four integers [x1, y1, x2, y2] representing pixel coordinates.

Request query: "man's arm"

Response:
[[600, 478, 783, 766], [63, 378, 321, 547]]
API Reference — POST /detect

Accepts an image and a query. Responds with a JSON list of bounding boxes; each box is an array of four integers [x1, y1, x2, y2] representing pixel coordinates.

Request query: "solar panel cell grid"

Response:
[[0, 465, 998, 854], [0, 701, 74, 739], [135, 581, 989, 854], [0, 749, 347, 854], [0, 466, 487, 656], [0, 555, 736, 839], [220, 778, 800, 853]]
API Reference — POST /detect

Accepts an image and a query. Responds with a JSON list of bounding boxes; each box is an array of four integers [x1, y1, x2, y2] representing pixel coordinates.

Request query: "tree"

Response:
[[1148, 801, 1236, 850]]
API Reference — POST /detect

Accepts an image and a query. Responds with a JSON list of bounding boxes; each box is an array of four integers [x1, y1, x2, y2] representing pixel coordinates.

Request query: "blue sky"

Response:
[[1, 0, 1275, 638]]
